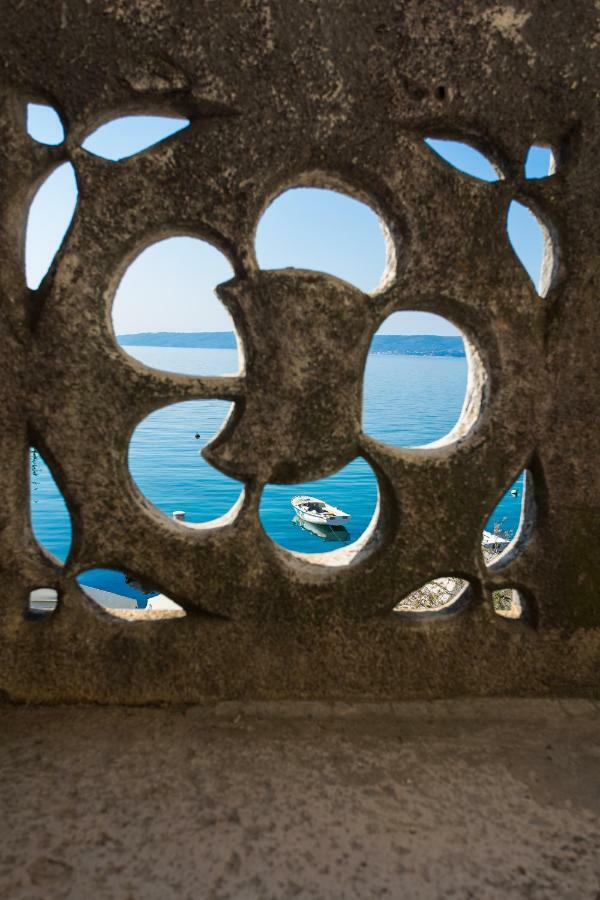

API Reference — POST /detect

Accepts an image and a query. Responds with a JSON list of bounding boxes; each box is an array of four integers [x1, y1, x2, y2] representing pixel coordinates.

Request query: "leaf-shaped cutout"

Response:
[[485, 470, 536, 570], [506, 200, 552, 296], [27, 103, 65, 145], [82, 115, 189, 161], [424, 138, 501, 182], [25, 162, 78, 289], [483, 472, 525, 559], [255, 187, 387, 291], [30, 447, 72, 562], [395, 577, 471, 614], [524, 145, 556, 179]]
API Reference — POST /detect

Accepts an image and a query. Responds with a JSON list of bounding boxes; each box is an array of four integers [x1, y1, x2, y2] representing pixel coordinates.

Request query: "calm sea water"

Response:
[[31, 347, 523, 603]]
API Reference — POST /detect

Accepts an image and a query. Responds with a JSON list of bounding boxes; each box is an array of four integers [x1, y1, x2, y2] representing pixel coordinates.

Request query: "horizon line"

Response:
[[116, 330, 463, 337]]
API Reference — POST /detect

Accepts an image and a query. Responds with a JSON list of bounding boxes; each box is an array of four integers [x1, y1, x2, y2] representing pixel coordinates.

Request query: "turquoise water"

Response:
[[30, 347, 523, 602]]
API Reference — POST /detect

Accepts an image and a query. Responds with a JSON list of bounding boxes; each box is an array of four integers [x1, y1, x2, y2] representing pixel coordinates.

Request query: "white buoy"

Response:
[[172, 510, 186, 522]]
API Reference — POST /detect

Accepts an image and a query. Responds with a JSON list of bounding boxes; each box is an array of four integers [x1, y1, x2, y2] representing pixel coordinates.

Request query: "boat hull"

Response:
[[291, 495, 351, 527], [293, 515, 351, 542]]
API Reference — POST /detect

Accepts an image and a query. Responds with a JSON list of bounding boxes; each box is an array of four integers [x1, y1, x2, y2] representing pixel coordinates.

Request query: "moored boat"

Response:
[[291, 495, 351, 527]]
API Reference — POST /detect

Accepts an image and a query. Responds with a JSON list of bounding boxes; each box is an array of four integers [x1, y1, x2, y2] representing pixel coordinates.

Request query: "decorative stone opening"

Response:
[[128, 400, 243, 528], [27, 587, 59, 618], [424, 138, 503, 182], [29, 447, 72, 563], [26, 103, 64, 145], [486, 469, 537, 571], [362, 312, 469, 448], [524, 145, 556, 179], [506, 200, 555, 297], [25, 162, 78, 290], [395, 578, 473, 616], [81, 115, 190, 161], [259, 457, 379, 558], [493, 588, 526, 621], [255, 185, 389, 292], [113, 237, 239, 376]]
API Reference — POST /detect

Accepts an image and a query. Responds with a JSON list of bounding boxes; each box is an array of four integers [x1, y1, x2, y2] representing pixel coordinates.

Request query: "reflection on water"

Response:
[[292, 514, 351, 543]]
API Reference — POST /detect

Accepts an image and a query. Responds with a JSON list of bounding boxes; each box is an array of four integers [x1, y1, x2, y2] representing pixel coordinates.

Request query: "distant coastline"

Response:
[[117, 332, 465, 358]]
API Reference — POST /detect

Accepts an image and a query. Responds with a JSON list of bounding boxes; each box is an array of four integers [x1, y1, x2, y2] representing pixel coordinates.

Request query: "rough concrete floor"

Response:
[[1, 700, 599, 899]]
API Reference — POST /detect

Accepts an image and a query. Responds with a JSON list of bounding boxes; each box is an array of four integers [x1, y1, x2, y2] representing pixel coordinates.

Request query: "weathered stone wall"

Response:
[[0, 1, 599, 702]]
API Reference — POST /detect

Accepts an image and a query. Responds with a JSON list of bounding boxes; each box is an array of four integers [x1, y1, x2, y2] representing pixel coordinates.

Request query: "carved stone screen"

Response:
[[1, 1, 599, 702]]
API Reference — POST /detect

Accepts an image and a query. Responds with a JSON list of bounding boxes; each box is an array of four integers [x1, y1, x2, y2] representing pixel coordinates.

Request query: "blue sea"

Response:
[[30, 347, 523, 604]]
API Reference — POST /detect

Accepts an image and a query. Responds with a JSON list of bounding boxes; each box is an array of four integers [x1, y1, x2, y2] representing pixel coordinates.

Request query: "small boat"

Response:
[[291, 495, 351, 527]]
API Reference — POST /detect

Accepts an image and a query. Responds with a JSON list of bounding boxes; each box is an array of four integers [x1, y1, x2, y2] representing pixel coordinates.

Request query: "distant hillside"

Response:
[[118, 331, 238, 348], [370, 335, 464, 357], [117, 332, 465, 357]]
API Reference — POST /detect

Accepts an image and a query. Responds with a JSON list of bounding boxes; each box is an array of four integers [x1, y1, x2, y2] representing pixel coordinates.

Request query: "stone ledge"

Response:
[[1, 700, 599, 899]]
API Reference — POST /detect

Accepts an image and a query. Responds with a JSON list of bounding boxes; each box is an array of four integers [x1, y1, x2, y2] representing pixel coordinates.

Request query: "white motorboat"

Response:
[[291, 495, 351, 527]]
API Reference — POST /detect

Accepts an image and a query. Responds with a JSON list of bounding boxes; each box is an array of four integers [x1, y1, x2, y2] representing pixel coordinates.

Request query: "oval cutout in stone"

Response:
[[424, 139, 501, 182], [82, 115, 189, 160], [25, 162, 78, 289], [256, 186, 387, 292], [113, 237, 239, 376], [363, 312, 469, 448], [27, 103, 64, 145], [129, 400, 243, 526], [259, 457, 378, 556]]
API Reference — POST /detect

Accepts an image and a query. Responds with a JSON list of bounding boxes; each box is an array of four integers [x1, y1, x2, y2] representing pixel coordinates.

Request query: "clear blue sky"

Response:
[[25, 108, 550, 336]]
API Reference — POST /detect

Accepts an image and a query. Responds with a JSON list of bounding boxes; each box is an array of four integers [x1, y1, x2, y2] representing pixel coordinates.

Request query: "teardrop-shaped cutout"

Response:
[[424, 139, 501, 182], [483, 472, 525, 561], [363, 312, 472, 447], [30, 447, 72, 562], [484, 469, 536, 568], [27, 103, 65, 145], [82, 115, 189, 160], [524, 145, 556, 179], [25, 162, 78, 289], [259, 457, 378, 556], [114, 237, 239, 376], [129, 400, 243, 526], [255, 187, 388, 291], [395, 577, 471, 614], [506, 200, 553, 296]]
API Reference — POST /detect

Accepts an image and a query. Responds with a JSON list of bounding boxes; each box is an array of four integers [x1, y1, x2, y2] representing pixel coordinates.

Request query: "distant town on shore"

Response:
[[118, 332, 465, 357]]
